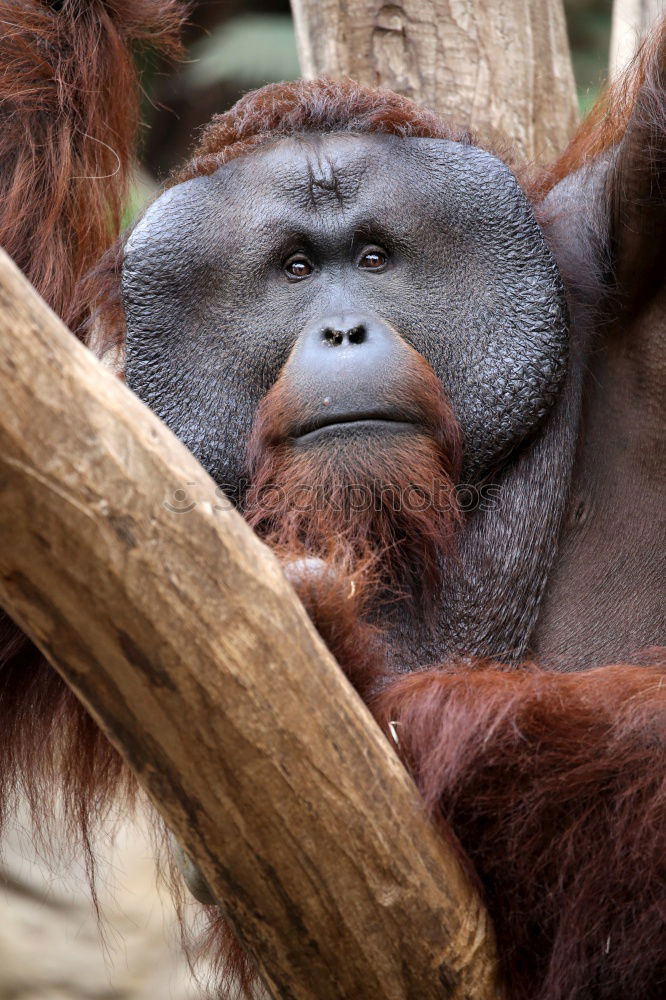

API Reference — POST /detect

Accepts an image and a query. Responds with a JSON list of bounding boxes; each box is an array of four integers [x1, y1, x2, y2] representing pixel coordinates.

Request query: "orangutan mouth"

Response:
[[294, 416, 416, 443]]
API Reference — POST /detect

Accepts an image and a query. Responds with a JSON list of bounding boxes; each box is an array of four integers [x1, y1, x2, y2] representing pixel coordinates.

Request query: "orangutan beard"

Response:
[[244, 353, 463, 619]]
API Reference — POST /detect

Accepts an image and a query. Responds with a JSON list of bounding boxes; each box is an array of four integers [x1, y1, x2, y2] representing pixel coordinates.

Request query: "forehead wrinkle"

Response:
[[232, 179, 422, 260], [249, 209, 355, 258], [305, 145, 358, 210], [258, 137, 370, 214]]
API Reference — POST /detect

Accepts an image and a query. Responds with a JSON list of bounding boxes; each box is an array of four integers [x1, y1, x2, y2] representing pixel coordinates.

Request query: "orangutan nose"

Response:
[[278, 314, 419, 439], [283, 314, 416, 438]]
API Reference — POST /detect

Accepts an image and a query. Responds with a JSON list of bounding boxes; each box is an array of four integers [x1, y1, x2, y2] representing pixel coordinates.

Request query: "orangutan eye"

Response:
[[284, 254, 313, 280], [358, 247, 388, 271]]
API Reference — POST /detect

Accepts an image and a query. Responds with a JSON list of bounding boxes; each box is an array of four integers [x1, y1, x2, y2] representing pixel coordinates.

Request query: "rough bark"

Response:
[[0, 247, 501, 1000], [610, 0, 665, 75], [290, 0, 579, 163]]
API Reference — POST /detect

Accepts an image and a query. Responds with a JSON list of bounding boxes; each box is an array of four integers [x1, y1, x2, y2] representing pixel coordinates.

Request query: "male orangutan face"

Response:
[[122, 131, 567, 591]]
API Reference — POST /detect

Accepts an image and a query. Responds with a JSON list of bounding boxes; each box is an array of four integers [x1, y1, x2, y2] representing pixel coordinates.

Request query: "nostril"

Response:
[[320, 322, 368, 347], [348, 324, 366, 344], [323, 327, 344, 346]]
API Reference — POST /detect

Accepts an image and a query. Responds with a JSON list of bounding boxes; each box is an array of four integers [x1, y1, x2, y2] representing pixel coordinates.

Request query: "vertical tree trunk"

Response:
[[610, 0, 665, 75], [290, 0, 578, 163]]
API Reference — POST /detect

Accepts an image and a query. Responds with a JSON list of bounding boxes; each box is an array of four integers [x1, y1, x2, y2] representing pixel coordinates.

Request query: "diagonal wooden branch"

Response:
[[0, 247, 501, 1000], [290, 0, 579, 164]]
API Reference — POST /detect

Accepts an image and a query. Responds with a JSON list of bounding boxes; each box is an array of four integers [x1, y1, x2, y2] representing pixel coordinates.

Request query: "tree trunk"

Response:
[[0, 247, 501, 1000], [290, 0, 578, 163], [610, 0, 665, 76]]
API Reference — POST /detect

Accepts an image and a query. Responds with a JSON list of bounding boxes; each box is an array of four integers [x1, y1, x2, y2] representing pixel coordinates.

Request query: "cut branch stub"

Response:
[[0, 246, 501, 1000]]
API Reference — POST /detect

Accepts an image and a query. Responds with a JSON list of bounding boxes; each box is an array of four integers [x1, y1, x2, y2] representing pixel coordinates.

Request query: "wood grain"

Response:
[[290, 0, 579, 163], [0, 247, 501, 999]]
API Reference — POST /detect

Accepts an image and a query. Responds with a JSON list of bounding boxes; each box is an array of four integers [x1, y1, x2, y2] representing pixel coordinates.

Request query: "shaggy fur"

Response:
[[535, 24, 666, 196], [372, 660, 666, 1000], [0, 6, 664, 1000], [245, 343, 463, 620], [172, 77, 472, 186], [0, 0, 186, 328]]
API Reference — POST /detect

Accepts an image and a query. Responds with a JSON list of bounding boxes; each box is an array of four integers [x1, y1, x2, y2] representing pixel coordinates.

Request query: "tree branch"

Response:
[[0, 247, 501, 999]]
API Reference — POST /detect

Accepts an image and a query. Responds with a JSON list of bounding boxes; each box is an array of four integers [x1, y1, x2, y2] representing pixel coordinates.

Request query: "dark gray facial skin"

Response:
[[122, 132, 575, 667], [123, 133, 568, 493]]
